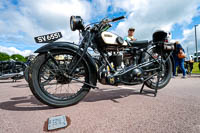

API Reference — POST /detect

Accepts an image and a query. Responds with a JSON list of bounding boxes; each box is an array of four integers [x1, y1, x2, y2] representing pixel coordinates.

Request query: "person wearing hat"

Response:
[[172, 41, 186, 78], [124, 28, 136, 41]]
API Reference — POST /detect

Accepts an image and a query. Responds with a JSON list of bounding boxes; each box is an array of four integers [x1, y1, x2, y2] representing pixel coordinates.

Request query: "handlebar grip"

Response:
[[112, 16, 125, 22]]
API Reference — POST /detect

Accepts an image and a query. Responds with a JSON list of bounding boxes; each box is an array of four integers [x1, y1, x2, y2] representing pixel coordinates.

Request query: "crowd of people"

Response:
[[124, 27, 200, 79]]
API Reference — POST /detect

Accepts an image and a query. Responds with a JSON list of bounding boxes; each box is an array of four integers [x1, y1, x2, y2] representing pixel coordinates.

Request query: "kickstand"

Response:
[[140, 82, 145, 94], [140, 73, 161, 97], [154, 72, 162, 97]]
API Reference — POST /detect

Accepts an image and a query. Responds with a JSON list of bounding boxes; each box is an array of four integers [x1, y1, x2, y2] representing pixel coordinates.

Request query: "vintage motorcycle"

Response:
[[24, 55, 36, 82], [28, 16, 174, 107], [0, 60, 26, 81]]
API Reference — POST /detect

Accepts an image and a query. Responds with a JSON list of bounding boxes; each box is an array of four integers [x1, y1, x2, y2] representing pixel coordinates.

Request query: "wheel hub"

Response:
[[56, 74, 71, 84]]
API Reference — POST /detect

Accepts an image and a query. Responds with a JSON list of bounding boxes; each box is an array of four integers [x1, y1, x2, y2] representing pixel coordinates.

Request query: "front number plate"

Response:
[[34, 32, 62, 43]]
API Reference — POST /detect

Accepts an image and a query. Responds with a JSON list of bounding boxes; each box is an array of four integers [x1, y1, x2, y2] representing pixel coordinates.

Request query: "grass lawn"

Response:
[[192, 62, 200, 74]]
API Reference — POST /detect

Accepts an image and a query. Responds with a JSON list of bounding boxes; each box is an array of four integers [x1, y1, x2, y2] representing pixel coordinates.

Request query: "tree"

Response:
[[11, 54, 27, 62], [0, 52, 10, 61]]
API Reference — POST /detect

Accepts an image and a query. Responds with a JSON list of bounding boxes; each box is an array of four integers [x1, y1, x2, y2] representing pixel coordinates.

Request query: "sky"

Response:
[[0, 0, 200, 57]]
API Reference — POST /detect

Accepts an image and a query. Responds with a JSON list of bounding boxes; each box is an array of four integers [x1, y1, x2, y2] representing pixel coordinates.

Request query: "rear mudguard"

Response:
[[34, 41, 97, 87]]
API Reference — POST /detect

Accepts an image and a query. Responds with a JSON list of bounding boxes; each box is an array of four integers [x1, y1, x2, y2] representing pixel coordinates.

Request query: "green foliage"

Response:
[[11, 54, 27, 62], [25, 56, 29, 61], [192, 62, 200, 74], [0, 52, 10, 61]]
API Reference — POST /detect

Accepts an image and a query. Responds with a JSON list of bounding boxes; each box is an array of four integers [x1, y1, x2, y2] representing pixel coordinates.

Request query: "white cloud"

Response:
[[180, 26, 200, 55], [0, 0, 92, 47], [108, 0, 200, 56], [113, 0, 148, 12], [0, 0, 200, 56], [0, 0, 113, 55], [0, 46, 33, 56], [112, 0, 200, 40]]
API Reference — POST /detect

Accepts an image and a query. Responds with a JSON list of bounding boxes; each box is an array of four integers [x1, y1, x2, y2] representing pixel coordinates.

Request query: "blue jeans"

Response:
[[173, 59, 186, 76]]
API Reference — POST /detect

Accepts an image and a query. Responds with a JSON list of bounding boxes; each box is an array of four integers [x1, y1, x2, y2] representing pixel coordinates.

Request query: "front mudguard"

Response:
[[34, 41, 97, 87]]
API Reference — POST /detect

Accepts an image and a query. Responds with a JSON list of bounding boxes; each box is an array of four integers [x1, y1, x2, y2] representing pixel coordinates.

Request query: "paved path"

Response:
[[0, 77, 200, 133]]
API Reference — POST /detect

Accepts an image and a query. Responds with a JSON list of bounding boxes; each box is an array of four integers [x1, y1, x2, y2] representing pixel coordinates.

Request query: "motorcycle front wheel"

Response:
[[28, 50, 91, 107]]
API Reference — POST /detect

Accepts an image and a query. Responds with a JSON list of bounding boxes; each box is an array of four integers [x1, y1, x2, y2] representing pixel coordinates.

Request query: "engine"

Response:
[[120, 67, 143, 84], [98, 50, 144, 85], [95, 31, 152, 85]]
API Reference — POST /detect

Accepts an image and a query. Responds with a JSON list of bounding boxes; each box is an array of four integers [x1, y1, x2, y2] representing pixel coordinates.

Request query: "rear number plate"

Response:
[[34, 32, 62, 43]]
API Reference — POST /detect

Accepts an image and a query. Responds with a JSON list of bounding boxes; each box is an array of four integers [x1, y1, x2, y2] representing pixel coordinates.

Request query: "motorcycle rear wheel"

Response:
[[145, 57, 172, 90]]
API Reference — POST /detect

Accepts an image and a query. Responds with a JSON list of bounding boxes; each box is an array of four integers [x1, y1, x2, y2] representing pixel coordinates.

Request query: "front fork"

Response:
[[68, 42, 90, 75], [45, 34, 98, 89], [46, 32, 91, 76]]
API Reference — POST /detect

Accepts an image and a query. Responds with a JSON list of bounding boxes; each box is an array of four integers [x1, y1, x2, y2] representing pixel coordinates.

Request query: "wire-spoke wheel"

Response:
[[145, 59, 172, 89], [28, 50, 91, 107], [144, 47, 172, 90]]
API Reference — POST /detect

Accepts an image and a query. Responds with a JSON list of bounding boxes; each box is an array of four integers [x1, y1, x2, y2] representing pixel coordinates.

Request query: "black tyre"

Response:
[[28, 50, 91, 107], [24, 66, 29, 82], [145, 58, 172, 89], [144, 46, 172, 89]]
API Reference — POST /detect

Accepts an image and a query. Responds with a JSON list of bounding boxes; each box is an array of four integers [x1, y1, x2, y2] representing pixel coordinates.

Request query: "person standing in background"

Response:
[[172, 41, 187, 78]]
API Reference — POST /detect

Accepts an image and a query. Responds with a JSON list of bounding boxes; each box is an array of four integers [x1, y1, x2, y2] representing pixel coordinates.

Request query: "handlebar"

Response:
[[86, 16, 125, 32], [112, 16, 125, 22]]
